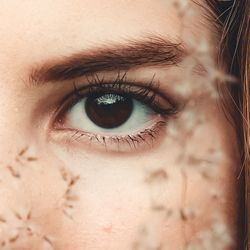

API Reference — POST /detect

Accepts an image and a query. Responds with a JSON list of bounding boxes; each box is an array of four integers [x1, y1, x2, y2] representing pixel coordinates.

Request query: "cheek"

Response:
[[36, 151, 159, 249], [0, 126, 239, 250], [0, 100, 239, 250], [16, 143, 185, 250]]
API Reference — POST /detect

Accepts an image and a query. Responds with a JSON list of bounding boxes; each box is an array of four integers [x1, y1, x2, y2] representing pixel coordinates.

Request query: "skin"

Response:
[[0, 0, 242, 249]]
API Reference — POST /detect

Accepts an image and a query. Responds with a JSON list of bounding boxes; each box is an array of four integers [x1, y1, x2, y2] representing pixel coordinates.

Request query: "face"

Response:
[[0, 1, 242, 249]]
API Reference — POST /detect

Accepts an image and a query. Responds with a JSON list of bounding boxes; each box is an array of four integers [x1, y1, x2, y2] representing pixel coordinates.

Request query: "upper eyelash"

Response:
[[70, 72, 179, 116]]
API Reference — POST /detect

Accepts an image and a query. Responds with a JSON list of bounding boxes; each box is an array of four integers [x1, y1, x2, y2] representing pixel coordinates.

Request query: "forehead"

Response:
[[0, 0, 212, 81]]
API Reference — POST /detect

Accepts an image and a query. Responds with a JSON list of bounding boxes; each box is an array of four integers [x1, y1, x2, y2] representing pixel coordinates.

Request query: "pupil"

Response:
[[85, 93, 133, 129]]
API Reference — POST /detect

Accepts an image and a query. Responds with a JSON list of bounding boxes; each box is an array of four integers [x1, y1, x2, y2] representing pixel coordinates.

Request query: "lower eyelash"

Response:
[[66, 120, 167, 153]]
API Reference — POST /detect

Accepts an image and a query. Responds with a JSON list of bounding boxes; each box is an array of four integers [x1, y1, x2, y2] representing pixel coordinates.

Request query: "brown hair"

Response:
[[206, 0, 249, 248]]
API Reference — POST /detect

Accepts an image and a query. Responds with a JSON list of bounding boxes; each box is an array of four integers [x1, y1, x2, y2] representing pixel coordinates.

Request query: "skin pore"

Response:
[[0, 1, 242, 249]]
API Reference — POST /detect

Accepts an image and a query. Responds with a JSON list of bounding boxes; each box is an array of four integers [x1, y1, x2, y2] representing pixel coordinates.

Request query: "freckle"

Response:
[[180, 208, 188, 221], [26, 210, 32, 220], [14, 212, 23, 220], [9, 234, 19, 243], [26, 157, 38, 162], [151, 204, 166, 211], [43, 236, 53, 247], [102, 224, 113, 233], [145, 169, 168, 183], [26, 226, 33, 236], [0, 216, 6, 223], [7, 165, 20, 178], [18, 146, 29, 156]]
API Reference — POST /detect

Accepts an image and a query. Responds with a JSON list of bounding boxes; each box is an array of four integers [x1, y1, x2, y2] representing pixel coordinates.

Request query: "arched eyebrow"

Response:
[[29, 36, 187, 85]]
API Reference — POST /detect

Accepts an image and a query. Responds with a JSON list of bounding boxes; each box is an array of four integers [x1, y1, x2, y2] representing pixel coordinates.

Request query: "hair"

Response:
[[205, 0, 249, 248]]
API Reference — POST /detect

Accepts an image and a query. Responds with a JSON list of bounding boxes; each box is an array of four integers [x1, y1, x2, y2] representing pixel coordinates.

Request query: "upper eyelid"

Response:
[[54, 78, 180, 128], [72, 71, 176, 104], [72, 74, 180, 110]]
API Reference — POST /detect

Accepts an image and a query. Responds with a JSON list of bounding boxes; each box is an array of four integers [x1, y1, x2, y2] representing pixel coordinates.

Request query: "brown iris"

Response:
[[85, 93, 133, 129]]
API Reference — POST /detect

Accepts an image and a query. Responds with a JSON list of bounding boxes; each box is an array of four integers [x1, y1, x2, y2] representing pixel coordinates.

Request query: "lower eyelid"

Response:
[[49, 119, 167, 154]]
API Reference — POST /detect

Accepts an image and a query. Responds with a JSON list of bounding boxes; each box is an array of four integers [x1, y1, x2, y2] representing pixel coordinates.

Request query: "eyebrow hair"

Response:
[[29, 36, 187, 85]]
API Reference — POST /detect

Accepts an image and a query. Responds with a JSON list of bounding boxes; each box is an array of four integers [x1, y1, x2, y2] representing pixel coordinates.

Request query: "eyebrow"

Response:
[[29, 36, 187, 85]]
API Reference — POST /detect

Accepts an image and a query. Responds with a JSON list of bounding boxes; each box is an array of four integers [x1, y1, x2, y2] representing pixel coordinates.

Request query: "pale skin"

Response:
[[0, 1, 242, 250]]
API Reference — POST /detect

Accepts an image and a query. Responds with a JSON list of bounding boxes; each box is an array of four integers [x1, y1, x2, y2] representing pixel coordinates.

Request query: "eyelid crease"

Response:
[[55, 72, 180, 123]]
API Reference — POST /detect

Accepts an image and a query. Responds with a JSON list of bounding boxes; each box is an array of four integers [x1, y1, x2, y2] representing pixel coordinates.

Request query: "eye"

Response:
[[52, 81, 179, 152], [68, 92, 158, 134]]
